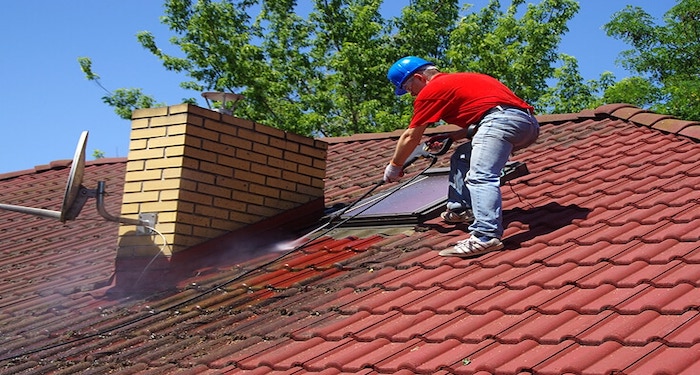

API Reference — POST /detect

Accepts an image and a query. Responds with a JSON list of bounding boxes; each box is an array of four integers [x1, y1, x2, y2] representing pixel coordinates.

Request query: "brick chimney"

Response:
[[116, 104, 327, 257]]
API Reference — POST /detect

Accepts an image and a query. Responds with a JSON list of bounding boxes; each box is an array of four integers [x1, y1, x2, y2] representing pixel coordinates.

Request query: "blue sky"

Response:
[[1, 1, 671, 174]]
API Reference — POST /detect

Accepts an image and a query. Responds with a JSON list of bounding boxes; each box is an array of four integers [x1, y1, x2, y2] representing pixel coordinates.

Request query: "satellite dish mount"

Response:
[[0, 131, 155, 233]]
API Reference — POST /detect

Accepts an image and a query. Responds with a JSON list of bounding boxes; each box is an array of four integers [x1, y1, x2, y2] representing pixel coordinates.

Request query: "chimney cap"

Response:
[[202, 91, 244, 115]]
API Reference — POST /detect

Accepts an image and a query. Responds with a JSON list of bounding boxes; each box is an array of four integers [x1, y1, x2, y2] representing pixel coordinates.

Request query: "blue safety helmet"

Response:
[[387, 56, 434, 95]]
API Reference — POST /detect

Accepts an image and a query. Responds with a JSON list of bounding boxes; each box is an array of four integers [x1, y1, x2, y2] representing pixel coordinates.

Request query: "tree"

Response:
[[446, 0, 579, 107], [79, 57, 161, 120], [83, 0, 581, 136], [604, 0, 700, 120]]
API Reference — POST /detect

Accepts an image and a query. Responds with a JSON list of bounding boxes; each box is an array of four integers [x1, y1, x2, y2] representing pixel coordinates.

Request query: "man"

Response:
[[384, 56, 539, 257]]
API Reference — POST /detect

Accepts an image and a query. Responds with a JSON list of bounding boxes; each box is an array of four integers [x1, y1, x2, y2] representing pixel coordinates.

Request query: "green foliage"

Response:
[[447, 0, 579, 108], [79, 56, 161, 120], [92, 149, 106, 159], [89, 1, 697, 135], [133, 0, 583, 135], [604, 0, 700, 120]]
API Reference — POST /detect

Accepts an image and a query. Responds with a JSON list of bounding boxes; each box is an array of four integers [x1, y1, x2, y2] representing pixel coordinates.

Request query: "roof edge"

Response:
[[321, 124, 462, 144], [596, 103, 700, 142], [0, 157, 128, 181]]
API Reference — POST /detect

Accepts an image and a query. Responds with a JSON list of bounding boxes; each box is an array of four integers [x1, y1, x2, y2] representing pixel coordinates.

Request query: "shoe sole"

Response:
[[438, 242, 504, 258]]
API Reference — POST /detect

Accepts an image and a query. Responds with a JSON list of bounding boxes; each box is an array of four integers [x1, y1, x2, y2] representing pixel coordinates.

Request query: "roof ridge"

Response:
[[596, 103, 700, 142], [321, 103, 700, 145], [0, 157, 127, 181], [321, 125, 462, 144]]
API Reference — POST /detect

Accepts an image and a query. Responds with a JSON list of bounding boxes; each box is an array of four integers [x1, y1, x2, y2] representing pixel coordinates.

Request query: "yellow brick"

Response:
[[298, 164, 325, 179], [253, 143, 283, 159], [194, 205, 229, 219], [154, 211, 178, 223], [129, 139, 148, 151], [145, 156, 186, 170], [130, 127, 167, 140], [300, 144, 327, 160], [231, 190, 264, 205], [177, 212, 211, 227], [150, 113, 189, 127], [199, 160, 233, 177], [153, 222, 178, 234], [130, 117, 151, 130], [204, 118, 237, 136], [126, 160, 145, 172], [180, 169, 215, 185], [147, 134, 187, 148], [166, 123, 189, 136], [237, 127, 270, 145], [222, 116, 255, 130], [247, 204, 281, 218], [220, 133, 252, 150], [184, 104, 218, 118], [140, 200, 180, 213], [286, 132, 315, 146], [124, 169, 163, 182], [142, 179, 181, 191], [218, 154, 250, 170], [313, 158, 327, 170], [283, 151, 312, 166], [159, 189, 180, 201], [236, 149, 267, 164], [122, 191, 161, 204], [168, 103, 192, 115], [280, 190, 314, 204], [251, 163, 281, 179], [192, 226, 227, 239], [214, 196, 246, 211], [281, 170, 310, 185], [128, 148, 166, 161], [266, 178, 295, 191], [210, 218, 241, 231], [189, 123, 222, 142], [197, 182, 232, 199], [183, 147, 218, 163], [234, 169, 266, 185], [212, 175, 245, 190], [132, 106, 169, 119], [264, 197, 297, 211], [254, 123, 286, 139], [248, 183, 280, 199], [178, 190, 213, 205], [119, 203, 141, 215], [296, 184, 324, 197], [164, 145, 186, 158], [229, 211, 261, 224], [202, 139, 234, 155], [123, 181, 143, 193]]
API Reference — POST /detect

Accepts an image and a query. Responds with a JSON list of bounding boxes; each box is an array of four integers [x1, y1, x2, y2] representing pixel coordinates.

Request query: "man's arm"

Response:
[[390, 124, 429, 167]]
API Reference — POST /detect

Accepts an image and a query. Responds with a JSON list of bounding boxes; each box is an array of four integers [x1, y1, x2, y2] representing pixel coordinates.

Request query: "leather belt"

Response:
[[484, 105, 532, 118], [467, 105, 533, 139]]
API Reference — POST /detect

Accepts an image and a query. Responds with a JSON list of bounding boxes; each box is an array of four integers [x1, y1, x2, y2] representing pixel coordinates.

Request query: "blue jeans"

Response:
[[446, 108, 539, 241]]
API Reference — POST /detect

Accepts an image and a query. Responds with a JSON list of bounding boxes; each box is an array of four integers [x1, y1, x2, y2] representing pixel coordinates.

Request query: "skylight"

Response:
[[339, 168, 449, 226]]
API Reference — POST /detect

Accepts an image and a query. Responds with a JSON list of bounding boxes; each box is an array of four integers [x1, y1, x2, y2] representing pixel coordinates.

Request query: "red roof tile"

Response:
[[1, 104, 700, 374]]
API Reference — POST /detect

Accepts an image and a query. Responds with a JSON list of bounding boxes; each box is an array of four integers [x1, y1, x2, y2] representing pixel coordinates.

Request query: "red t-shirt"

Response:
[[409, 72, 533, 128]]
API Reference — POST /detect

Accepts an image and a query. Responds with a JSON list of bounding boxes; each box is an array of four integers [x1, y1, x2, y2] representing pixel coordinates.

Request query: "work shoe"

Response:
[[440, 209, 474, 224], [439, 236, 504, 258]]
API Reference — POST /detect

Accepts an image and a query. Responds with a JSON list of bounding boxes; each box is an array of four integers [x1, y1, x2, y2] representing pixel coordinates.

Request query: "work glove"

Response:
[[384, 163, 404, 183]]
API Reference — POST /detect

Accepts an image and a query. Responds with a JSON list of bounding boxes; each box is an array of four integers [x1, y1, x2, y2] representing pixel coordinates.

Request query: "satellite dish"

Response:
[[0, 131, 152, 228], [60, 130, 88, 222]]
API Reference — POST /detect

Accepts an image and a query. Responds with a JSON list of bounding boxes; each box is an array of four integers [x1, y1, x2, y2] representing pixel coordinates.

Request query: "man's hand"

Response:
[[384, 163, 404, 182]]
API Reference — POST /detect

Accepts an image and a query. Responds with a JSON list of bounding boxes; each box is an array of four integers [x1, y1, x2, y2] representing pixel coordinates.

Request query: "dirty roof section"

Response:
[[1, 103, 699, 374]]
